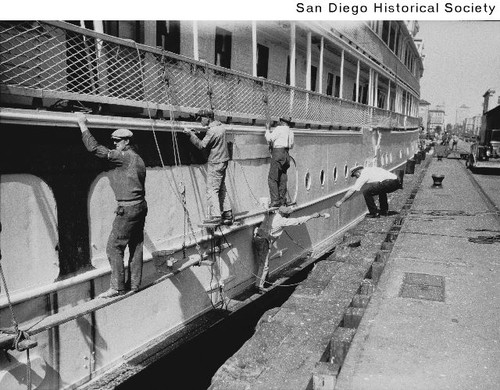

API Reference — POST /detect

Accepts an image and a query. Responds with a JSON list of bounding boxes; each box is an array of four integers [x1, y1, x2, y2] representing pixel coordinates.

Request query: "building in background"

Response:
[[455, 104, 470, 134], [428, 106, 446, 137], [418, 99, 430, 134]]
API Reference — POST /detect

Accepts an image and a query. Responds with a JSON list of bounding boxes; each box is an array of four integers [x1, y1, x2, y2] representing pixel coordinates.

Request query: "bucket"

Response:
[[405, 159, 415, 174]]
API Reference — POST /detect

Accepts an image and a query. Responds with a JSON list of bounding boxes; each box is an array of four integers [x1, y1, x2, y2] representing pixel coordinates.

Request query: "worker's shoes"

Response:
[[97, 288, 126, 299], [365, 213, 380, 218], [203, 216, 222, 225], [256, 286, 270, 294]]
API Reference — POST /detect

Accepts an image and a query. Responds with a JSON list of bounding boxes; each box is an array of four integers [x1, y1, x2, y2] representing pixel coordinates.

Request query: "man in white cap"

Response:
[[335, 165, 400, 218], [76, 113, 147, 298], [253, 205, 329, 293], [265, 117, 294, 207]]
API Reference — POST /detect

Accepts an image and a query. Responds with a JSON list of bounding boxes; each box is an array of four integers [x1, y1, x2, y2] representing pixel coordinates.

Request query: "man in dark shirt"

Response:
[[183, 109, 233, 225], [76, 113, 148, 298]]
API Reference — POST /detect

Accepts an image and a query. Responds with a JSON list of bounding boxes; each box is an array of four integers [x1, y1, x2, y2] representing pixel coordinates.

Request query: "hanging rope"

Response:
[[204, 61, 215, 111], [0, 252, 35, 390], [134, 43, 203, 262]]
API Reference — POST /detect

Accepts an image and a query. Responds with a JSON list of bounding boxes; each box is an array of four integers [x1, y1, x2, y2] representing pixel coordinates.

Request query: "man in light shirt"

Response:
[[265, 117, 295, 207], [253, 205, 329, 293], [335, 165, 401, 218]]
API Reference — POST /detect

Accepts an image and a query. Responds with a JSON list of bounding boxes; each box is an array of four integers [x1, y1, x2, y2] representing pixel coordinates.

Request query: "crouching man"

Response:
[[335, 165, 401, 218]]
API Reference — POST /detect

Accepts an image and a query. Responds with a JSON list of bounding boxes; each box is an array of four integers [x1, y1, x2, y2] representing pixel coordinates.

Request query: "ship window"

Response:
[[390, 153, 393, 163], [389, 24, 397, 52], [257, 44, 269, 78], [320, 170, 325, 186], [344, 164, 349, 178], [215, 27, 232, 69], [334, 75, 341, 98], [377, 90, 386, 109], [66, 20, 94, 30], [326, 73, 334, 96], [156, 21, 180, 54], [394, 32, 401, 56], [399, 150, 403, 159], [104, 21, 144, 43], [359, 84, 368, 105], [333, 166, 338, 182], [310, 65, 318, 92], [305, 172, 312, 190], [382, 21, 390, 45], [285, 56, 297, 85]]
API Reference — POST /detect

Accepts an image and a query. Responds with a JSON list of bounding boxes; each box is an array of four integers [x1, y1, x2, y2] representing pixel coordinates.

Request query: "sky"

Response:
[[417, 21, 500, 120]]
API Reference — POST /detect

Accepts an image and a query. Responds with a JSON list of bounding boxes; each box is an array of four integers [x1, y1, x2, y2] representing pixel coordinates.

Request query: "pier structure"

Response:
[[209, 151, 500, 390]]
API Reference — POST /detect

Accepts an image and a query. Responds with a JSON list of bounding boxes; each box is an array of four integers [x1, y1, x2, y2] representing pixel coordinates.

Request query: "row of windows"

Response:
[[301, 146, 416, 191], [80, 21, 415, 113], [95, 20, 419, 83], [368, 21, 420, 77]]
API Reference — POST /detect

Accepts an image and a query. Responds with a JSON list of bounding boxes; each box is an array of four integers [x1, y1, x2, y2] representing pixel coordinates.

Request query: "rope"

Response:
[[133, 43, 203, 260], [133, 44, 233, 312], [230, 138, 264, 209], [204, 61, 215, 111], [0, 252, 34, 390]]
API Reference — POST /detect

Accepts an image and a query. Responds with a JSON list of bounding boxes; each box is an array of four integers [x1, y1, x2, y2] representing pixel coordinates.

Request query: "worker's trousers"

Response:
[[362, 179, 400, 214], [207, 161, 231, 218], [253, 234, 271, 289], [106, 200, 148, 291], [268, 148, 290, 207]]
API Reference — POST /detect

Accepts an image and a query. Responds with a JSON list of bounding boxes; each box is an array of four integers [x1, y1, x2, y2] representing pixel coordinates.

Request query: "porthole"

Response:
[[399, 150, 403, 159], [344, 164, 349, 178], [333, 166, 338, 182], [305, 172, 311, 190], [319, 170, 325, 186]]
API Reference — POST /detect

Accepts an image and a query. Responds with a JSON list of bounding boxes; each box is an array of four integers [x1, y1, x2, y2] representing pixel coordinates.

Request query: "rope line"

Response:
[[0, 255, 34, 390]]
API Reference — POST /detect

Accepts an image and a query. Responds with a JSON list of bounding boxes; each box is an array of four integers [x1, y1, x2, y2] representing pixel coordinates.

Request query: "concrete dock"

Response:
[[209, 154, 500, 390], [336, 157, 500, 390]]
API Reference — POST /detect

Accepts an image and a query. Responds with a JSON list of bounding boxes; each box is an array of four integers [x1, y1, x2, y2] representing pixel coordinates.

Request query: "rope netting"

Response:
[[0, 21, 420, 130]]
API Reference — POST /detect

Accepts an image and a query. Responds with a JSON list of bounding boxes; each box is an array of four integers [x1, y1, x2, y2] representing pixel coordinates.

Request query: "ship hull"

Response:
[[0, 113, 418, 389], [0, 20, 422, 389]]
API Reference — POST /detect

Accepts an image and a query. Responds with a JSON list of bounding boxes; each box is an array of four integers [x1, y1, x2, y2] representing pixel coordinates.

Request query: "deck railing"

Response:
[[0, 21, 420, 130]]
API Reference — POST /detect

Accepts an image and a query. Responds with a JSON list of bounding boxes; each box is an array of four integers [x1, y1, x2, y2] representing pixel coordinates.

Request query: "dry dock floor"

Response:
[[209, 150, 497, 390]]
